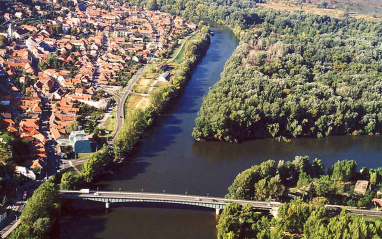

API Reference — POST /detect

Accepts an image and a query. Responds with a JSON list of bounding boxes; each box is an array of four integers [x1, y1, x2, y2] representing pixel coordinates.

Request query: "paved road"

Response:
[[325, 205, 382, 217], [60, 191, 382, 217], [112, 65, 147, 143], [59, 65, 147, 170], [0, 180, 43, 238], [59, 190, 282, 209]]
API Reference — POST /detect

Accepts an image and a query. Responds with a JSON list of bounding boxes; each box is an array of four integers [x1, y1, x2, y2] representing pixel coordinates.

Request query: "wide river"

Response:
[[60, 27, 382, 239]]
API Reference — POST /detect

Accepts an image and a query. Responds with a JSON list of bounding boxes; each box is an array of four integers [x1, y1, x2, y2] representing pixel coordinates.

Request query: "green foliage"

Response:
[[190, 7, 382, 142], [10, 181, 60, 239], [332, 160, 357, 181], [115, 28, 210, 157], [0, 131, 32, 165], [227, 156, 330, 200], [66, 120, 79, 134], [59, 172, 76, 190], [0, 35, 8, 48], [82, 146, 115, 183], [146, 0, 158, 10], [254, 175, 285, 201], [278, 198, 312, 234], [313, 175, 344, 197], [217, 203, 273, 239], [219, 200, 382, 238]]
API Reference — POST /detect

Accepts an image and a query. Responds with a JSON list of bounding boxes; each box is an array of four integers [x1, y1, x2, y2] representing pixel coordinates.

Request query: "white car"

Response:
[[94, 192, 100, 196]]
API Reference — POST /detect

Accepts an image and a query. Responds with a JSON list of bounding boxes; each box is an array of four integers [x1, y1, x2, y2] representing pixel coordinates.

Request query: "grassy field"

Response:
[[102, 107, 116, 135], [261, 1, 382, 20], [170, 32, 198, 64], [125, 94, 150, 112], [132, 78, 154, 94], [67, 153, 93, 161]]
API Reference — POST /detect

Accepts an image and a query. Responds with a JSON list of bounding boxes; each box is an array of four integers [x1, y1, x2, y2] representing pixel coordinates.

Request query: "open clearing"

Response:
[[260, 2, 381, 20]]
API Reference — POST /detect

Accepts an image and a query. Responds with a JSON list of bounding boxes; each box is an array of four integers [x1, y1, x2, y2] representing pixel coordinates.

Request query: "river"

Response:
[[60, 27, 382, 239]]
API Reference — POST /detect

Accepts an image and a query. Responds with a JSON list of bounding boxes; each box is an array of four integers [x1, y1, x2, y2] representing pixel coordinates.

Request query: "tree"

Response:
[[66, 120, 79, 134], [60, 172, 75, 190], [277, 198, 311, 234], [217, 203, 240, 239], [0, 35, 8, 48], [82, 146, 115, 182], [33, 218, 51, 238], [303, 207, 329, 238], [314, 175, 343, 197], [332, 160, 357, 181], [311, 158, 324, 178], [292, 156, 310, 176], [147, 0, 158, 10], [370, 172, 378, 186], [296, 172, 314, 199], [38, 60, 48, 70], [10, 181, 59, 239]]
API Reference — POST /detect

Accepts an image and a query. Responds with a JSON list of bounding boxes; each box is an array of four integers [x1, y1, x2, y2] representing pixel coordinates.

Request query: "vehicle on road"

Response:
[[79, 189, 90, 194], [196, 197, 201, 201], [94, 192, 100, 196], [23, 191, 27, 200]]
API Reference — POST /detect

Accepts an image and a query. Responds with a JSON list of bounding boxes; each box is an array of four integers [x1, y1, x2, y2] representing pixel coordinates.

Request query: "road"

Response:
[[112, 65, 147, 143], [59, 65, 147, 171], [60, 190, 382, 218], [0, 180, 43, 238], [325, 205, 382, 217], [59, 190, 282, 209]]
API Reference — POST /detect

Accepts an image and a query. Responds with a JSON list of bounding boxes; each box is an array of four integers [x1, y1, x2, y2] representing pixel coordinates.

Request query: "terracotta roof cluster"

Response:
[[49, 97, 79, 141]]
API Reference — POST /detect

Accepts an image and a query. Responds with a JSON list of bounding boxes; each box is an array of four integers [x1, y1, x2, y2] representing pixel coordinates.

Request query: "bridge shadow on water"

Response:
[[59, 199, 108, 239], [112, 201, 216, 214], [59, 199, 218, 239]]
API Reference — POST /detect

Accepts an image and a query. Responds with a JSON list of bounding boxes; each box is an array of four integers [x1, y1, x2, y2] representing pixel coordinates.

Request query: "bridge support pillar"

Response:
[[106, 202, 110, 209], [215, 208, 220, 215]]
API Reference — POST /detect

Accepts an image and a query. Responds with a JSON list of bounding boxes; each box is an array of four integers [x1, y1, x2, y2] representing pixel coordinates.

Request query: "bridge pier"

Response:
[[106, 202, 110, 209], [215, 208, 221, 215]]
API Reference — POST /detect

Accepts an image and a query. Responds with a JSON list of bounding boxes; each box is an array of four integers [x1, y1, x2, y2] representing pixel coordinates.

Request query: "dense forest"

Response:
[[226, 156, 381, 206], [219, 157, 382, 238], [192, 9, 382, 142], [131, 1, 382, 143], [217, 200, 382, 239], [131, 0, 382, 142]]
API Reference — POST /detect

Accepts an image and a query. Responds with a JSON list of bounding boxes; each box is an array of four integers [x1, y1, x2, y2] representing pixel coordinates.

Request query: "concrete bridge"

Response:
[[59, 190, 282, 216]]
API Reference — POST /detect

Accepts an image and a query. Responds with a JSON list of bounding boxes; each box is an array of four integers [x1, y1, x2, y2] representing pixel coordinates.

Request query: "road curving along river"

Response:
[[60, 27, 382, 239]]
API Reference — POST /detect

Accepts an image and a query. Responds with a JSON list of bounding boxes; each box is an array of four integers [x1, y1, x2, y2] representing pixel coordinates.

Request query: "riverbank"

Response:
[[65, 27, 211, 184], [58, 26, 382, 239]]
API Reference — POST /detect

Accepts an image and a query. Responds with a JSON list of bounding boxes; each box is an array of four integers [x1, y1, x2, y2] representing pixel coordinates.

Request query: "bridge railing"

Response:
[[59, 190, 282, 207]]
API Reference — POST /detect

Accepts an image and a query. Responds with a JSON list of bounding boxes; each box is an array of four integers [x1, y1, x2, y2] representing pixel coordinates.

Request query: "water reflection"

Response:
[[192, 135, 382, 168], [61, 27, 382, 239]]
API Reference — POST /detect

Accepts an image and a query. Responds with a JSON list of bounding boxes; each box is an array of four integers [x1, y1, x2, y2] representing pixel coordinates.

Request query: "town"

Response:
[[1, 0, 382, 238], [0, 0, 197, 234]]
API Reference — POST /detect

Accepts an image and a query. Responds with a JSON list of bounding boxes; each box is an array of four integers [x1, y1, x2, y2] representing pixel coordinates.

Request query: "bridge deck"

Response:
[[59, 190, 281, 210]]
